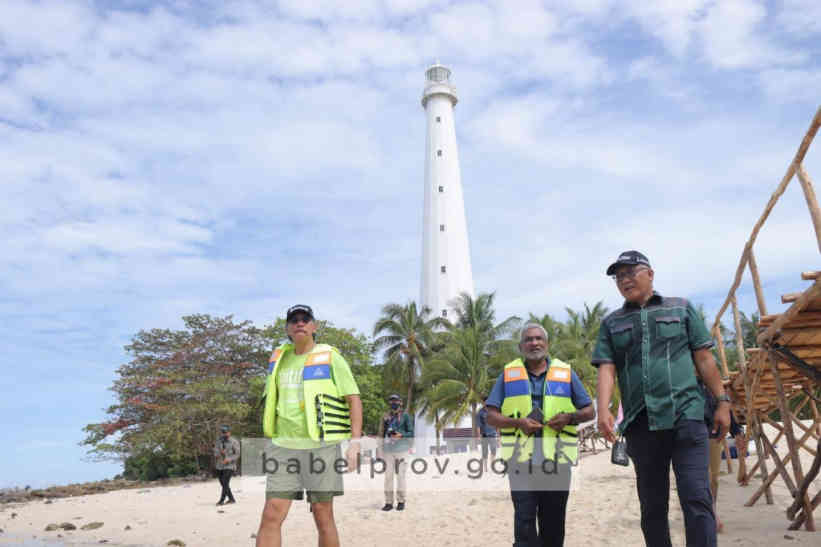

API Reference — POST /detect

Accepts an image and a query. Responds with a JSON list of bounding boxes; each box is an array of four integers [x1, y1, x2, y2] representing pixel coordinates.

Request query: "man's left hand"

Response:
[[546, 412, 572, 432], [345, 442, 361, 473], [712, 404, 731, 439]]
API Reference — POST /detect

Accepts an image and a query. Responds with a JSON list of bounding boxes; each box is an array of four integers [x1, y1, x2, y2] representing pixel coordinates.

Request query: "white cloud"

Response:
[[695, 0, 804, 69], [2, 0, 821, 489], [776, 0, 821, 36], [759, 68, 821, 103]]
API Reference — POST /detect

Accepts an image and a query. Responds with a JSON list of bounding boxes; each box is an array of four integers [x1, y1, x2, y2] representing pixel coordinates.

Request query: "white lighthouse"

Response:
[[416, 63, 475, 455], [420, 63, 475, 320]]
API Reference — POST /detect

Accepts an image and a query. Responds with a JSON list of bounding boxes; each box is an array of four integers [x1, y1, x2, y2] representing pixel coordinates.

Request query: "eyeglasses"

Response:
[[611, 267, 648, 283], [287, 315, 312, 325]]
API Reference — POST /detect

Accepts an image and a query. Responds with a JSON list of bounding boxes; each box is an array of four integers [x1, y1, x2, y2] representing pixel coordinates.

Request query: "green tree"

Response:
[[531, 302, 607, 397], [372, 302, 446, 412], [82, 315, 269, 474], [421, 326, 493, 442], [84, 314, 379, 479]]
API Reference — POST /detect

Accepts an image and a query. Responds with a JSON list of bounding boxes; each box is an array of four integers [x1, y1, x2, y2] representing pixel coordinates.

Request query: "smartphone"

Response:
[[526, 407, 544, 423]]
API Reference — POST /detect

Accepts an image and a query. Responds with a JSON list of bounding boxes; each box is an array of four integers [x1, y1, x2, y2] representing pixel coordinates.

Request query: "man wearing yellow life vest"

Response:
[[486, 322, 594, 547], [255, 305, 363, 547]]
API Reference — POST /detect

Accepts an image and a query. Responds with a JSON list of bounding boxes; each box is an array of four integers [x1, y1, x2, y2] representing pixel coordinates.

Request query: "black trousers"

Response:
[[508, 460, 572, 547], [217, 469, 235, 503], [625, 412, 716, 547]]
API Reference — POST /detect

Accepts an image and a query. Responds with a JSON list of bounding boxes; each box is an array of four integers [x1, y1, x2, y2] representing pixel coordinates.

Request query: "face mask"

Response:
[[390, 402, 400, 410]]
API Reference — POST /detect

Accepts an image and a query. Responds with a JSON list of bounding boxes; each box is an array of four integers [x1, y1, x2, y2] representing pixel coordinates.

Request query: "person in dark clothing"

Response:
[[486, 322, 595, 547], [593, 251, 731, 547], [214, 425, 241, 505], [377, 394, 414, 511]]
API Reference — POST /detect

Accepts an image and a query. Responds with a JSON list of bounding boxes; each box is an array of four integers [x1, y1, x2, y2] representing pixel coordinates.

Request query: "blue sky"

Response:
[[2, 0, 820, 488]]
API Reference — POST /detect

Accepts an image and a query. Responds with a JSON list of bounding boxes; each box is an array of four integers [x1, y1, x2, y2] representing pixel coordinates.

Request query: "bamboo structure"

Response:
[[710, 107, 821, 531]]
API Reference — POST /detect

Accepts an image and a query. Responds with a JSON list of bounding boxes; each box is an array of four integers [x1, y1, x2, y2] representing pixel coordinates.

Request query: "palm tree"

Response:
[[449, 291, 520, 339], [373, 302, 446, 411], [525, 302, 608, 397], [420, 326, 493, 443]]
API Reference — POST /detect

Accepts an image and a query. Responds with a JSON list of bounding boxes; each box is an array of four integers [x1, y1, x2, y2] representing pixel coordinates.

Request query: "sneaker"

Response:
[[381, 503, 393, 511], [225, 500, 236, 505], [396, 502, 405, 511], [216, 501, 225, 506]]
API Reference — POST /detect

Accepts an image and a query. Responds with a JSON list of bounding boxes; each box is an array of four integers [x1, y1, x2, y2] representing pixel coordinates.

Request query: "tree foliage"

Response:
[[372, 301, 447, 412], [83, 314, 378, 478]]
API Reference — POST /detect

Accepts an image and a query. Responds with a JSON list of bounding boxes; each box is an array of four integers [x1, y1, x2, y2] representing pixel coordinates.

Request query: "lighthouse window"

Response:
[[440, 224, 445, 232], [442, 309, 448, 317], [437, 149, 442, 157], [436, 116, 441, 122], [438, 186, 444, 193], [441, 265, 446, 273]]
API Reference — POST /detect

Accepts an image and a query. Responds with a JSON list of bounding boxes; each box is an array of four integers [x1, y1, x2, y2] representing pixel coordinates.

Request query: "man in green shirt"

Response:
[[592, 251, 730, 547], [256, 305, 362, 547]]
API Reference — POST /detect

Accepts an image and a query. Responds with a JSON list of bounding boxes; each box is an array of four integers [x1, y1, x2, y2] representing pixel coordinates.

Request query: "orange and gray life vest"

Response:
[[499, 358, 578, 464], [262, 343, 352, 442]]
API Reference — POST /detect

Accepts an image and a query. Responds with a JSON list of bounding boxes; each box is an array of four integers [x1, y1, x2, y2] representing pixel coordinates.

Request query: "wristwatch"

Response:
[[716, 393, 731, 405]]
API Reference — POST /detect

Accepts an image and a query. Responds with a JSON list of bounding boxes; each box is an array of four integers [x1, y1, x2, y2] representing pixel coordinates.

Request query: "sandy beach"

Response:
[[2, 429, 819, 547]]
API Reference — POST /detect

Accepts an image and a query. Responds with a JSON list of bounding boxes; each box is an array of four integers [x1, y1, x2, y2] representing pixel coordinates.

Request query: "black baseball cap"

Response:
[[388, 394, 401, 401], [606, 250, 651, 275], [220, 425, 230, 432], [286, 304, 314, 322]]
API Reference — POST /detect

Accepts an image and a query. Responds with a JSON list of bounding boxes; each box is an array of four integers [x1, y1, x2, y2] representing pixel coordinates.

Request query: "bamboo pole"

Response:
[[769, 352, 815, 531], [714, 325, 730, 379], [734, 296, 775, 504], [796, 163, 821, 254], [748, 248, 769, 316], [724, 438, 733, 474], [711, 107, 821, 336], [760, 432, 798, 495], [789, 489, 821, 531], [747, 415, 814, 505]]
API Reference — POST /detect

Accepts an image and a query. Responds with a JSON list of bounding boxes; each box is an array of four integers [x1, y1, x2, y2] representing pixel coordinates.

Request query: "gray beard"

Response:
[[523, 349, 546, 362]]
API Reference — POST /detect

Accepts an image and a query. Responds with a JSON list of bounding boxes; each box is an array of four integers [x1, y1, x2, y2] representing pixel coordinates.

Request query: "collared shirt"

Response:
[[591, 292, 713, 433]]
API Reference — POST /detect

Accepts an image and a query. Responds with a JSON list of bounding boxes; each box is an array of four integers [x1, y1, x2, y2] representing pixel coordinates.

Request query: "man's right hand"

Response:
[[598, 411, 616, 443], [518, 418, 543, 435]]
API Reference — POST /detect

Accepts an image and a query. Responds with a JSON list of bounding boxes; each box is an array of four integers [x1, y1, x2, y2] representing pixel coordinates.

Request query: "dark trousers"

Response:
[[508, 460, 571, 547], [625, 412, 716, 547], [217, 469, 235, 503]]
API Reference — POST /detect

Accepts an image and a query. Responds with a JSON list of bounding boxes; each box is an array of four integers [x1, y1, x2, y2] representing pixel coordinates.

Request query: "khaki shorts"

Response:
[[264, 443, 344, 503]]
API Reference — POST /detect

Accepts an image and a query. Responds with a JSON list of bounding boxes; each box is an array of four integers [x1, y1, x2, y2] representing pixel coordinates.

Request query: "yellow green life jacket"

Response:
[[262, 343, 352, 442], [499, 358, 578, 464]]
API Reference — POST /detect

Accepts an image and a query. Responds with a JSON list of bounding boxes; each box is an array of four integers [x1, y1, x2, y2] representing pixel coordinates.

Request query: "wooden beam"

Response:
[[724, 438, 733, 474], [746, 418, 812, 506], [714, 325, 730, 379], [796, 163, 821, 254], [749, 248, 769, 316], [787, 438, 821, 522], [769, 352, 815, 531], [759, 310, 821, 324], [782, 292, 801, 304], [788, 489, 821, 531], [760, 432, 797, 496]]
